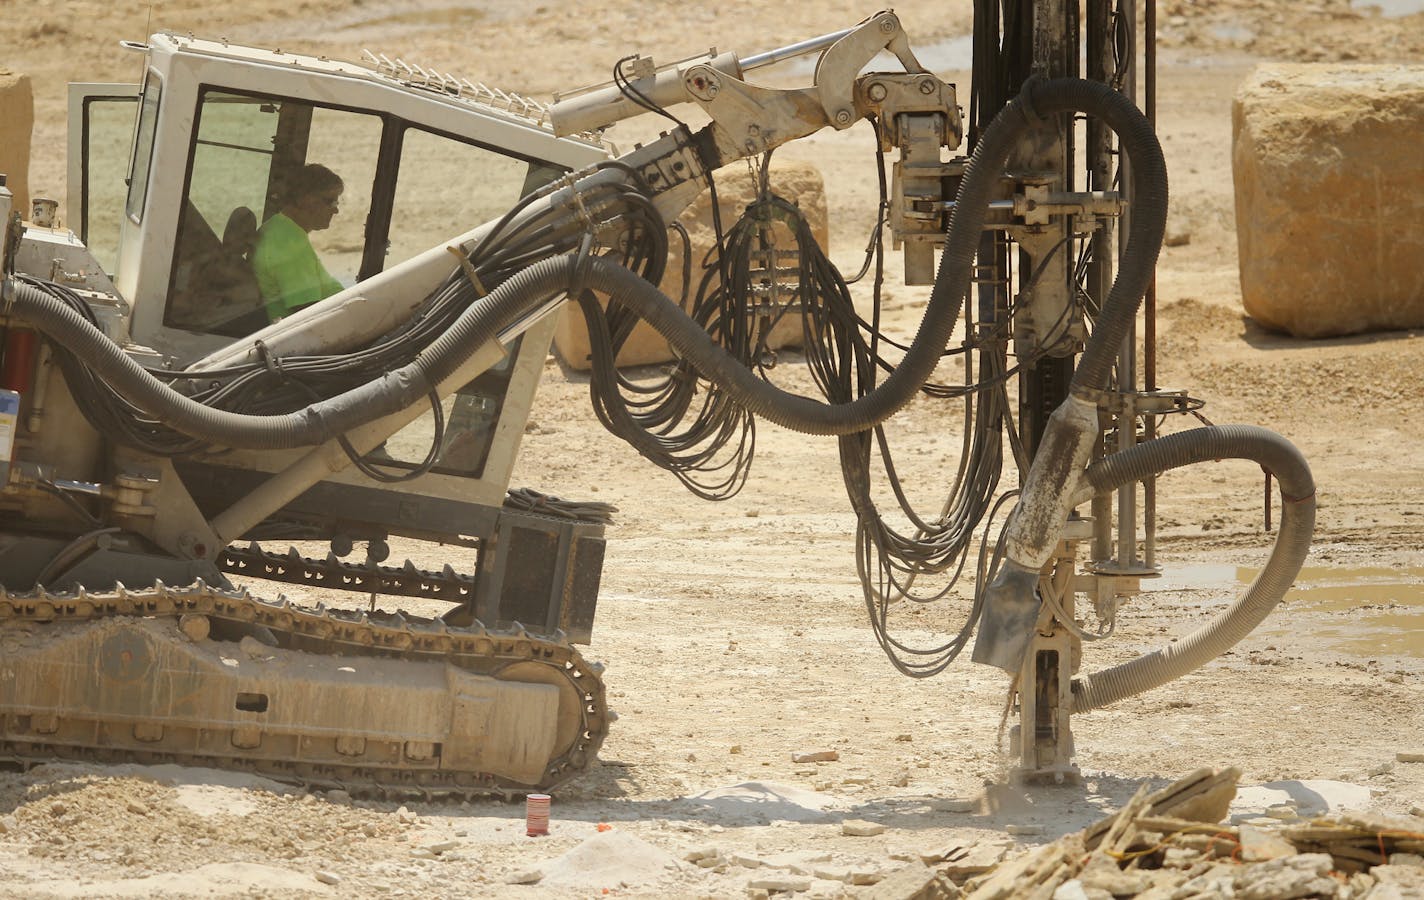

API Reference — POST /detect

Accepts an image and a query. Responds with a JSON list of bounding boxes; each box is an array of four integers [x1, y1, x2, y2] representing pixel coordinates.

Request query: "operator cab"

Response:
[[70, 34, 608, 361]]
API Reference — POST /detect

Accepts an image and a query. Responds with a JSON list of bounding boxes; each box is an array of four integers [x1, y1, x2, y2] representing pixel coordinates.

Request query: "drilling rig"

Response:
[[0, 3, 1312, 791]]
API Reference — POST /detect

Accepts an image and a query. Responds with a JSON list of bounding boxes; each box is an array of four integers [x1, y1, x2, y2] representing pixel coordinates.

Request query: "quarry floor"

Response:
[[2, 1, 1423, 897]]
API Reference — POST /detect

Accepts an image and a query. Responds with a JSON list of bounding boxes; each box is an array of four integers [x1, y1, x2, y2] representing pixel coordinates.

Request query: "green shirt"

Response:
[[252, 213, 344, 321]]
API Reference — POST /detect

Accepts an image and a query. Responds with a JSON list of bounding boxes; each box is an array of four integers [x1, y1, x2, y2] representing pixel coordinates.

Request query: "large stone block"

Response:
[[1233, 64, 1424, 338], [0, 68, 32, 218], [552, 161, 827, 369]]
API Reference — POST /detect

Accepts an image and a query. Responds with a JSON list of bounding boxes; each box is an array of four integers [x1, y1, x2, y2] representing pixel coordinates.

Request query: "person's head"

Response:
[[283, 164, 344, 232]]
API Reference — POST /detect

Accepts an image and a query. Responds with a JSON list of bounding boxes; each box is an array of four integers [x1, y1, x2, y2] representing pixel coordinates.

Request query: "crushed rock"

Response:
[[842, 819, 887, 837]]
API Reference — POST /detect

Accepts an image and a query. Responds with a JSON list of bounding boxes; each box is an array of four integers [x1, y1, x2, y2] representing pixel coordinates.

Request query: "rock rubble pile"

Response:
[[903, 768, 1424, 900]]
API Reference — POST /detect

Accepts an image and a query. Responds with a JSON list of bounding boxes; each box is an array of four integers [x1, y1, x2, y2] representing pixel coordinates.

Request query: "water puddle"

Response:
[[1351, 0, 1424, 17], [1150, 565, 1424, 660]]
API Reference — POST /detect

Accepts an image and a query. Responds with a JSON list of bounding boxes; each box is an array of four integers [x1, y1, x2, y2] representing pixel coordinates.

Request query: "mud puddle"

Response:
[[1152, 564, 1424, 661]]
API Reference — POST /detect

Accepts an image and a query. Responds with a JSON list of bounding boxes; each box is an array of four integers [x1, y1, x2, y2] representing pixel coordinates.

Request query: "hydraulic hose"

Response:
[[13, 78, 1161, 451], [516, 80, 1165, 438], [653, 75, 1168, 433], [1068, 425, 1316, 712], [8, 275, 523, 450]]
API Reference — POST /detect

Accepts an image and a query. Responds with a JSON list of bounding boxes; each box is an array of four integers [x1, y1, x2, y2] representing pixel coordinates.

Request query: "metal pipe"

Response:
[[1116, 0, 1139, 570], [1086, 0, 1113, 565], [1143, 0, 1158, 569], [1144, 0, 1157, 396], [740, 27, 855, 71], [1116, 342, 1137, 567]]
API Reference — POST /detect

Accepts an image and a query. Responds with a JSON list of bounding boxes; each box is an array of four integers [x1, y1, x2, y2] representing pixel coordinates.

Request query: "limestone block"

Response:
[[0, 68, 33, 218], [552, 161, 828, 369], [1233, 64, 1424, 338]]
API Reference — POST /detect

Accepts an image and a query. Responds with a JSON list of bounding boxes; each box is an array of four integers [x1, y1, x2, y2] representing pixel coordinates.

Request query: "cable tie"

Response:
[[1281, 489, 1316, 505], [445, 245, 487, 295]]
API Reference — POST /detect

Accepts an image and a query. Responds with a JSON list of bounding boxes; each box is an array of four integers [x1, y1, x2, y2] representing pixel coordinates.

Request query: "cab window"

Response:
[[165, 89, 381, 335], [385, 127, 563, 266]]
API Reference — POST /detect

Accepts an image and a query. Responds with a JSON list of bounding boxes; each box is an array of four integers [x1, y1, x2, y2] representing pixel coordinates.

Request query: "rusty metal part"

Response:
[[0, 581, 607, 796], [219, 542, 475, 604]]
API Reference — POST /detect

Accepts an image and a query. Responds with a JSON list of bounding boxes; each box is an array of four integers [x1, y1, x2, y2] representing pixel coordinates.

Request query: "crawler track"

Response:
[[0, 581, 607, 797]]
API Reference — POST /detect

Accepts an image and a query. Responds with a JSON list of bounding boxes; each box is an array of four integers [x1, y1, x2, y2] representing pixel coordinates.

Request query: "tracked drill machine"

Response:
[[0, 6, 1313, 790], [0, 37, 616, 792]]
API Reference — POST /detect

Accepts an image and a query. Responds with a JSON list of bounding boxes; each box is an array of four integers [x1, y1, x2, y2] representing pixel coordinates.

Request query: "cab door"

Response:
[[65, 83, 140, 277]]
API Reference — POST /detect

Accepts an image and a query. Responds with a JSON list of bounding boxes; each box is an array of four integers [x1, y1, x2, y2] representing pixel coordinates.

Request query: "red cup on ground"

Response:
[[526, 793, 551, 836]]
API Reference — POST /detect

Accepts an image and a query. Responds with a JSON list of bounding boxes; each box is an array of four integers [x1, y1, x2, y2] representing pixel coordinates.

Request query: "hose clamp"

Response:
[[558, 172, 597, 235]]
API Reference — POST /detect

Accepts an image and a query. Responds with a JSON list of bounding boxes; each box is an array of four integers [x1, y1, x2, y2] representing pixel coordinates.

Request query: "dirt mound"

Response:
[[534, 831, 683, 889]]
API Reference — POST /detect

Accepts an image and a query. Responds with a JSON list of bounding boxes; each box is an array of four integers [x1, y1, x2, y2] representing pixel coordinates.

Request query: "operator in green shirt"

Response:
[[252, 164, 346, 322]]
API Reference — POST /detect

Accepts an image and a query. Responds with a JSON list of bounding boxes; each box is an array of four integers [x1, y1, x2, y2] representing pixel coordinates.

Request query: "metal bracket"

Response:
[[815, 11, 928, 126], [1016, 186, 1123, 226], [1013, 549, 1081, 784]]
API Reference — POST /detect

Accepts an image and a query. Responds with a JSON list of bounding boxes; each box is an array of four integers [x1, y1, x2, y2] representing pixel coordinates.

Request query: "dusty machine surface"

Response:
[[0, 3, 1313, 792]]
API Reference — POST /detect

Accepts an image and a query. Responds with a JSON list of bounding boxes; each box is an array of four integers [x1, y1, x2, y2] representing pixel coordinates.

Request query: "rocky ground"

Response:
[[2, 0, 1424, 898]]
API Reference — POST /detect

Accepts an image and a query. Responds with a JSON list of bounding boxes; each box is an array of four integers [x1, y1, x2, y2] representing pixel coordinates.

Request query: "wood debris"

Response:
[[942, 768, 1424, 899]]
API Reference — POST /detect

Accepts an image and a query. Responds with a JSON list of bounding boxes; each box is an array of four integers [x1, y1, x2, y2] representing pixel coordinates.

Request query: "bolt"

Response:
[[835, 109, 853, 126], [867, 82, 888, 102], [685, 68, 720, 101], [880, 17, 896, 33], [919, 78, 937, 95]]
